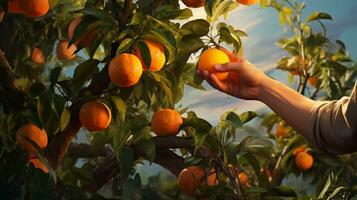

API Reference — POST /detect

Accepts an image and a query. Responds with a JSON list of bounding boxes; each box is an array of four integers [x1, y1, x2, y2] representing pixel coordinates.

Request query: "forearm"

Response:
[[258, 77, 316, 137]]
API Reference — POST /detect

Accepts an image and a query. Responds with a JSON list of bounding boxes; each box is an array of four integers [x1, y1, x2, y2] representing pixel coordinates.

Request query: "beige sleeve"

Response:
[[308, 82, 357, 154]]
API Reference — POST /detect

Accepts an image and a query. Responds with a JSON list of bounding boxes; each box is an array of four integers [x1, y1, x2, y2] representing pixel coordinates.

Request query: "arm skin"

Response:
[[198, 57, 316, 138]]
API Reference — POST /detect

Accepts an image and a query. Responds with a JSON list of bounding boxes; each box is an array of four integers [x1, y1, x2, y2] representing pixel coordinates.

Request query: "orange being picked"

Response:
[[292, 145, 307, 156], [28, 157, 49, 173], [178, 166, 205, 197], [8, 0, 23, 14], [68, 17, 97, 47], [275, 123, 289, 138], [198, 48, 230, 80], [31, 47, 45, 64], [57, 40, 77, 60], [79, 101, 112, 132], [182, 0, 205, 8], [219, 47, 239, 62], [16, 123, 48, 154], [151, 109, 183, 136], [108, 53, 143, 87], [308, 76, 318, 87], [237, 0, 258, 5], [134, 40, 166, 71], [295, 152, 313, 171], [20, 0, 49, 17]]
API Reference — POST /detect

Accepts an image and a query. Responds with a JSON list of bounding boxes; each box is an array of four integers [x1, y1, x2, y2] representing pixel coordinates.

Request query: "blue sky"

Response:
[[179, 0, 357, 123]]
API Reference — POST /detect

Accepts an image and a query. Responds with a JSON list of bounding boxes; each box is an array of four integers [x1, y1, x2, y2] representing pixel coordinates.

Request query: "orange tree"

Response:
[[0, 0, 357, 199]]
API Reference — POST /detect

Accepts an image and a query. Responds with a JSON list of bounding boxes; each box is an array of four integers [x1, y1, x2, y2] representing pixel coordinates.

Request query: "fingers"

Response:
[[214, 60, 245, 73], [209, 74, 229, 92]]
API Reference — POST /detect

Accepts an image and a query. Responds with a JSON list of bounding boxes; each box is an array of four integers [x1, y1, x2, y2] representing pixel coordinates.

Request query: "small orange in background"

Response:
[[68, 17, 97, 47], [134, 40, 166, 72], [20, 0, 49, 17], [31, 47, 45, 64], [308, 76, 318, 87], [57, 40, 77, 60], [182, 0, 205, 8], [295, 152, 313, 171], [198, 48, 230, 80], [275, 123, 289, 138], [16, 123, 48, 154], [237, 0, 258, 6], [238, 172, 250, 187], [219, 47, 240, 62], [292, 145, 307, 156], [108, 53, 143, 87], [8, 0, 23, 14], [151, 109, 183, 136], [206, 170, 217, 186], [79, 101, 112, 132], [178, 166, 205, 197], [28, 157, 49, 173]]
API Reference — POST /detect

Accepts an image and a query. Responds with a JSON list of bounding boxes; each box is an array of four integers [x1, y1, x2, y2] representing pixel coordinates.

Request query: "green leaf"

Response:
[[135, 40, 151, 68], [181, 19, 210, 37], [111, 96, 127, 123], [239, 111, 258, 124], [50, 67, 61, 87], [142, 30, 175, 64], [119, 147, 134, 179], [136, 139, 156, 163], [225, 111, 242, 128], [208, 0, 238, 23], [307, 12, 332, 23], [116, 38, 135, 55], [72, 59, 100, 93], [60, 107, 70, 132], [37, 91, 52, 129]]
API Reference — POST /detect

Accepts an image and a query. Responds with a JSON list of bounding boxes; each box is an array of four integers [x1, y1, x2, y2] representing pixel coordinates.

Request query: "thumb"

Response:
[[214, 62, 243, 72]]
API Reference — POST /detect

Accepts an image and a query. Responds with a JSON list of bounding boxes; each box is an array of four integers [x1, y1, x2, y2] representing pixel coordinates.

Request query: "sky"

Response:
[[178, 0, 357, 124]]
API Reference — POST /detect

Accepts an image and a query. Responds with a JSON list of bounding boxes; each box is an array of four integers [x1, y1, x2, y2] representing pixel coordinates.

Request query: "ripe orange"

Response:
[[178, 166, 205, 197], [79, 101, 112, 132], [292, 145, 307, 156], [238, 172, 250, 187], [219, 47, 239, 62], [57, 40, 77, 60], [295, 152, 313, 171], [8, 0, 23, 14], [68, 17, 97, 47], [108, 53, 143, 87], [182, 0, 205, 8], [308, 76, 318, 87], [16, 123, 48, 154], [206, 170, 217, 186], [237, 0, 258, 5], [28, 157, 49, 173], [134, 40, 166, 71], [20, 0, 49, 17], [31, 47, 45, 64], [151, 109, 183, 136], [198, 48, 230, 80], [275, 123, 289, 138]]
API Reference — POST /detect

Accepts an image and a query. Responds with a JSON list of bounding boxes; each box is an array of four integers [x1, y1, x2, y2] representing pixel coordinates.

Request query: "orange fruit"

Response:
[[79, 101, 112, 132], [293, 145, 307, 156], [198, 48, 230, 80], [206, 170, 217, 186], [134, 40, 166, 71], [16, 123, 48, 154], [182, 0, 205, 8], [237, 0, 258, 5], [151, 109, 183, 136], [108, 53, 143, 87], [308, 76, 318, 87], [57, 40, 77, 60], [275, 124, 289, 138], [28, 157, 49, 173], [178, 166, 205, 197], [219, 47, 239, 62], [8, 0, 23, 14], [31, 47, 45, 64], [20, 0, 49, 17], [295, 152, 313, 171], [238, 172, 250, 187], [68, 17, 97, 47]]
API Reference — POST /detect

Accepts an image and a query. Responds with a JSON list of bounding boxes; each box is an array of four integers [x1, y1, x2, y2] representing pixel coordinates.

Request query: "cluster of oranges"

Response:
[[293, 145, 314, 171], [7, 0, 49, 18], [182, 0, 257, 8], [177, 165, 250, 197]]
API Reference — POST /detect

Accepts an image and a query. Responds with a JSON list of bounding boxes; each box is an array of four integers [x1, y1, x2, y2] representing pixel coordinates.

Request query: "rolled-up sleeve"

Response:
[[308, 82, 357, 154]]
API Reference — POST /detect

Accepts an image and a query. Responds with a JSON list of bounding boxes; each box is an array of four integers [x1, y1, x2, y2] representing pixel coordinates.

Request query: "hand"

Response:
[[197, 57, 270, 100]]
